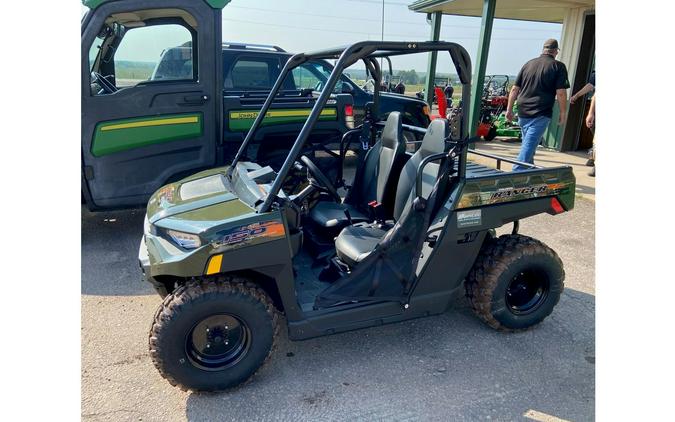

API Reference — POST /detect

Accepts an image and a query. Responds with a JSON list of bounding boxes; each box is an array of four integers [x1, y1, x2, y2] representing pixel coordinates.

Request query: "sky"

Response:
[[83, 0, 562, 75], [221, 0, 562, 75]]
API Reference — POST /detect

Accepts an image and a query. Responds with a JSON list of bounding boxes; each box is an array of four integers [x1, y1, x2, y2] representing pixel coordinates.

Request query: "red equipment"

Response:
[[430, 86, 448, 120]]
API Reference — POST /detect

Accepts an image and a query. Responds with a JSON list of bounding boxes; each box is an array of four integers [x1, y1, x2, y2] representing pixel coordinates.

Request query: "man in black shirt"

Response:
[[506, 39, 570, 170]]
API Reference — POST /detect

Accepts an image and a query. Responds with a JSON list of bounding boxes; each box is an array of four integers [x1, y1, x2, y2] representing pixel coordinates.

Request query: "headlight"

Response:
[[167, 229, 202, 249]]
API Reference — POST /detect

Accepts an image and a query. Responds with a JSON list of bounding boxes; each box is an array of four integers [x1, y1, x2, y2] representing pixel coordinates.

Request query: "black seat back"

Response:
[[346, 112, 405, 212], [393, 118, 448, 221], [320, 120, 451, 306]]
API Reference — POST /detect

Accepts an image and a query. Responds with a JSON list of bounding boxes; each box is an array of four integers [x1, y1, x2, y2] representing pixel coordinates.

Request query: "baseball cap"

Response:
[[543, 39, 559, 50]]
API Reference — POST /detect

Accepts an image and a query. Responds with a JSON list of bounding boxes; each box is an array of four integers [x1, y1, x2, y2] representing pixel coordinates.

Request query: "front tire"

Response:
[[465, 234, 564, 331], [149, 278, 279, 392]]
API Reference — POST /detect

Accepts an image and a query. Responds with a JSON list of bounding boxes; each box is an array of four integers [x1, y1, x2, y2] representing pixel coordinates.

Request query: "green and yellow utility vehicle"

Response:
[[81, 0, 428, 210]]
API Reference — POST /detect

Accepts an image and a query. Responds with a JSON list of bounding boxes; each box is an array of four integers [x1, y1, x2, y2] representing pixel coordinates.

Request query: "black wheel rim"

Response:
[[186, 314, 251, 371], [505, 269, 550, 315]]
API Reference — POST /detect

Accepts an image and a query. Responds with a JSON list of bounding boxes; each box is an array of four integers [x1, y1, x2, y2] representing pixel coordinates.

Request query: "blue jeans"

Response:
[[513, 116, 551, 171]]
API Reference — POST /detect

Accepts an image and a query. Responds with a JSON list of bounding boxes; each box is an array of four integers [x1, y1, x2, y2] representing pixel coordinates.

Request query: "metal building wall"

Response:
[[542, 6, 594, 150]]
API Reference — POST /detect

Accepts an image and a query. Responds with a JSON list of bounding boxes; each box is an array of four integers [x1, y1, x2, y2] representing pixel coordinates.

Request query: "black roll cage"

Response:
[[227, 41, 473, 213]]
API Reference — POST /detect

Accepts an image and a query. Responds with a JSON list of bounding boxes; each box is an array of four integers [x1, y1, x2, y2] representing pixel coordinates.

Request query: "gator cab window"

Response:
[[228, 59, 276, 90], [87, 9, 197, 96], [292, 62, 330, 90], [88, 35, 104, 72], [291, 61, 353, 93], [115, 25, 193, 86]]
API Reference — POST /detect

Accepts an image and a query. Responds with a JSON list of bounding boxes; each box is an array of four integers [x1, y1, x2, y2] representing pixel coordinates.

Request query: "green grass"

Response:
[[115, 61, 155, 80]]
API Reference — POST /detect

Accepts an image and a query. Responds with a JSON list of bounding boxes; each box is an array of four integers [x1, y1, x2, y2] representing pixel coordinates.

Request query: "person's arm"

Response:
[[585, 94, 595, 128], [570, 82, 594, 104], [506, 85, 520, 121], [507, 69, 524, 122], [555, 64, 570, 125], [556, 88, 568, 125]]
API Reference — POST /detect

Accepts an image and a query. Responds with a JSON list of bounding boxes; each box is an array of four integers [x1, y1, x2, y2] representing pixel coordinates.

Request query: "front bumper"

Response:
[[138, 224, 214, 297], [138, 235, 169, 297]]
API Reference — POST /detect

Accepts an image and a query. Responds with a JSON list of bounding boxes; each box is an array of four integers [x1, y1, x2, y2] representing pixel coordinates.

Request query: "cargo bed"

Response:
[[463, 160, 504, 178]]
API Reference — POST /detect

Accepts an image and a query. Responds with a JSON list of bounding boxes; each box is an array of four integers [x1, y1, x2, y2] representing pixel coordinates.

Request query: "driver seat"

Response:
[[334, 118, 448, 267], [308, 112, 406, 235]]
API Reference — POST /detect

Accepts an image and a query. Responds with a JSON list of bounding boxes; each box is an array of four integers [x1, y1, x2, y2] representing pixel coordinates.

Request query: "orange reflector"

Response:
[[205, 254, 223, 275], [550, 197, 565, 214]]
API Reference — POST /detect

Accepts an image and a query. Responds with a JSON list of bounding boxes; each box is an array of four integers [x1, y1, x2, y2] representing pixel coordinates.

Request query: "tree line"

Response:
[[395, 70, 458, 85]]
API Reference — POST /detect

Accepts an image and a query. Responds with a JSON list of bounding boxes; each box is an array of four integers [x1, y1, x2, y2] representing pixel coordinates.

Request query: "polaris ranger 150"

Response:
[[139, 41, 576, 392]]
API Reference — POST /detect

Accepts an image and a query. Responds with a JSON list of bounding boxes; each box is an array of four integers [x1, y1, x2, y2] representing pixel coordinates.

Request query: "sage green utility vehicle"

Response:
[[140, 41, 576, 392]]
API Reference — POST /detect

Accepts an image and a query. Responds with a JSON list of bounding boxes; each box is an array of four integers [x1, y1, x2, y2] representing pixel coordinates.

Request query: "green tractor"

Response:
[[477, 75, 522, 141], [492, 101, 523, 140], [140, 41, 575, 392]]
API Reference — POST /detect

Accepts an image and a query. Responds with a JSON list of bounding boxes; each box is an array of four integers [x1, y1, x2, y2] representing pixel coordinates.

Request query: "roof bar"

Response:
[[222, 42, 286, 52], [225, 41, 472, 212]]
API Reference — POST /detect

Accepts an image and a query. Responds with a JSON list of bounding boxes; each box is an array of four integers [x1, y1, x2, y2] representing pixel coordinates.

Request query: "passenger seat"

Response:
[[308, 112, 406, 235], [334, 118, 449, 267]]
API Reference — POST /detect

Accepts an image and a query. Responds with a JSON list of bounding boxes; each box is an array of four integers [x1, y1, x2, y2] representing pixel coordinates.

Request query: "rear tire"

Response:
[[465, 234, 564, 331], [149, 277, 279, 392]]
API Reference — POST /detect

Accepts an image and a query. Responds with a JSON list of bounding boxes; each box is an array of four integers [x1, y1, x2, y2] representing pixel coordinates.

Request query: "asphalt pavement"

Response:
[[82, 195, 594, 421]]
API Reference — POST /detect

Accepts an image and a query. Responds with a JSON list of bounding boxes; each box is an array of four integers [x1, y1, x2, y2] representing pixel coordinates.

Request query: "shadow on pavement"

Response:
[[81, 207, 155, 296], [185, 288, 594, 421]]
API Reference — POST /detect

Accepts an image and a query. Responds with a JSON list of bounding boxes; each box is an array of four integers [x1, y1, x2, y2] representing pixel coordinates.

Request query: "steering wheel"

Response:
[[299, 155, 341, 202], [91, 71, 118, 94]]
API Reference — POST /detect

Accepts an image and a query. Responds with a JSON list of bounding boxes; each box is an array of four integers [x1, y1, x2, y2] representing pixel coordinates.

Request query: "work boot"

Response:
[[585, 158, 595, 167], [588, 167, 595, 177]]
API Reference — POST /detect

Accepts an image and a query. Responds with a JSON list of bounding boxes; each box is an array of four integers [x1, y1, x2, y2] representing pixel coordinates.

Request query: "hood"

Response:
[[146, 166, 254, 226]]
